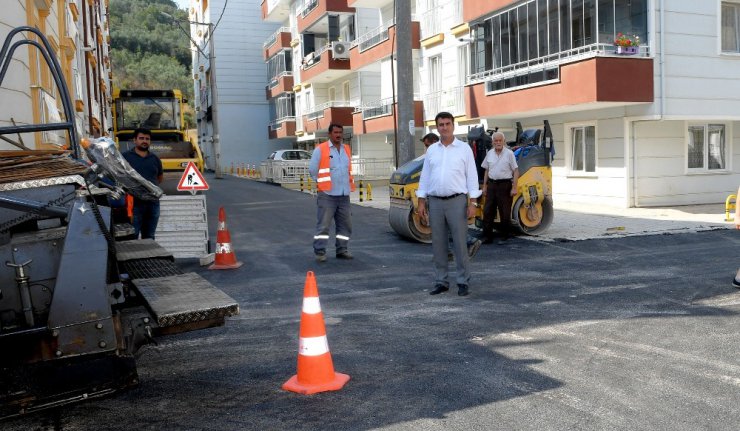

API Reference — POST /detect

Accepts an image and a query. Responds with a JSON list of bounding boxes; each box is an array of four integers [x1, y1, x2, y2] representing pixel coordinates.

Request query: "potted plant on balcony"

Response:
[[615, 33, 640, 55]]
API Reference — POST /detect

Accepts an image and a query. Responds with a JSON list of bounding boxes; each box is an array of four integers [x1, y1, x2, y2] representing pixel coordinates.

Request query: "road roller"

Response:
[[389, 120, 555, 242]]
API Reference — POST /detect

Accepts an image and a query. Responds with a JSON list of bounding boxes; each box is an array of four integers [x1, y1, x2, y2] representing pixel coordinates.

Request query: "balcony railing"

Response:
[[297, 0, 319, 18], [306, 100, 355, 121], [423, 86, 465, 118], [268, 71, 293, 88], [269, 116, 296, 130], [263, 26, 291, 49], [419, 8, 441, 39], [302, 43, 331, 69], [469, 42, 650, 87], [355, 96, 394, 120], [261, 157, 395, 184], [353, 18, 394, 52]]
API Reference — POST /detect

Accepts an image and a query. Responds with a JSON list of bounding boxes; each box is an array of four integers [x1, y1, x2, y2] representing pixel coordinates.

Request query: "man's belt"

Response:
[[430, 193, 465, 200], [488, 178, 512, 184]]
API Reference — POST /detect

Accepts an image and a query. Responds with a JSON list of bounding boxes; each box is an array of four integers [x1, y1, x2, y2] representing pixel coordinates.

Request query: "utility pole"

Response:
[[395, 0, 415, 166], [207, 23, 223, 178]]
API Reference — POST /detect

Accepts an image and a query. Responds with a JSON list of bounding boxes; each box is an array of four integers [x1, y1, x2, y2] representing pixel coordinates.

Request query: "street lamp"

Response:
[[161, 11, 223, 179]]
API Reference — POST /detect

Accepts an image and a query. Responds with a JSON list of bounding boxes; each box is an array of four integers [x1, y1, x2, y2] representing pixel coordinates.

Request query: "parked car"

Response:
[[266, 149, 312, 162], [261, 149, 312, 183]]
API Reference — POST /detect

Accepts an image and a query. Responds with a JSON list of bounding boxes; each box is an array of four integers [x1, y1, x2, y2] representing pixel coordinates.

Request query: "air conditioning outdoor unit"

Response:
[[331, 41, 350, 60]]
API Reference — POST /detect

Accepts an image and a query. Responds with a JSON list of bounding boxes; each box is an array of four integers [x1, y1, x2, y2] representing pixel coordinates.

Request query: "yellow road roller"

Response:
[[388, 120, 555, 243]]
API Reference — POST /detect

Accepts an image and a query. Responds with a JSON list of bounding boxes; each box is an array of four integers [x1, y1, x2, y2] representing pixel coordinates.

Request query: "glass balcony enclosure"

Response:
[[470, 0, 647, 90]]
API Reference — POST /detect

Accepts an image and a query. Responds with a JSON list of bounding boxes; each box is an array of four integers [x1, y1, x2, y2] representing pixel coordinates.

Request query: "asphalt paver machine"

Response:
[[388, 121, 555, 242], [0, 27, 238, 420]]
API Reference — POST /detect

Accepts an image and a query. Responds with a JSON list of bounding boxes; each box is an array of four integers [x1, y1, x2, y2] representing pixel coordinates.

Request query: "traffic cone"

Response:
[[283, 272, 350, 395], [209, 207, 243, 270]]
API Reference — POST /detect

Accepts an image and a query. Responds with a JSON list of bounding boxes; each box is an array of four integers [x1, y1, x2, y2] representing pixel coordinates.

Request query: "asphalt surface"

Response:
[[6, 175, 740, 431]]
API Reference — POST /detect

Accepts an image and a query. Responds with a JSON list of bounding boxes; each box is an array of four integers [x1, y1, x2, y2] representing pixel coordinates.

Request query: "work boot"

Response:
[[315, 252, 327, 263], [336, 251, 353, 260]]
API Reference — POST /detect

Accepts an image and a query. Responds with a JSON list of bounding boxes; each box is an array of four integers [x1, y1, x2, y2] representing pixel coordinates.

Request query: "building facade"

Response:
[[262, 0, 740, 207], [188, 0, 284, 171], [0, 0, 112, 150]]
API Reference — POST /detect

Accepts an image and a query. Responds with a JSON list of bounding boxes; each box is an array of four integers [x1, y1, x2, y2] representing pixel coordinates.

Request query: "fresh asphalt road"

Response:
[[6, 175, 740, 431]]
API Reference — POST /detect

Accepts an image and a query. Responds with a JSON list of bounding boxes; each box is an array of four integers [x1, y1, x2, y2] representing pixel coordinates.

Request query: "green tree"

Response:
[[109, 0, 194, 111]]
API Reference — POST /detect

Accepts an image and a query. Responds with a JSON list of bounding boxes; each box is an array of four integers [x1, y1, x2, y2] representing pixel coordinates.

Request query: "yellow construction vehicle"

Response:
[[389, 120, 555, 243], [112, 89, 204, 188]]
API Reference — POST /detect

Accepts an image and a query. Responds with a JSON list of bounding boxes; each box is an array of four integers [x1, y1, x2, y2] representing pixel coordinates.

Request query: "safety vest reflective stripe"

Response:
[[316, 177, 331, 183], [302, 297, 322, 314], [318, 168, 331, 174], [299, 335, 329, 356], [336, 235, 350, 241]]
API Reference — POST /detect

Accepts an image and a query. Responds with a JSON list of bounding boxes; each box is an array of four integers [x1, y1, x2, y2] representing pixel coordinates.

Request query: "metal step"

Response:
[[156, 195, 209, 258], [132, 272, 239, 328]]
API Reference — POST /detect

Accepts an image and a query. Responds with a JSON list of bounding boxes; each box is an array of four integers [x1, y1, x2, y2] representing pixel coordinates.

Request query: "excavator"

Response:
[[389, 121, 555, 243], [0, 27, 238, 420]]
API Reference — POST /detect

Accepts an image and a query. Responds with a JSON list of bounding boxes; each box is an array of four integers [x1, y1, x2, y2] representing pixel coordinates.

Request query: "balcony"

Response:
[[265, 72, 294, 99], [263, 27, 292, 59], [261, 0, 291, 22], [297, 0, 354, 34], [300, 44, 352, 84], [352, 98, 424, 135], [302, 101, 354, 134], [423, 87, 466, 120], [350, 21, 421, 71], [268, 117, 296, 139], [466, 53, 653, 120]]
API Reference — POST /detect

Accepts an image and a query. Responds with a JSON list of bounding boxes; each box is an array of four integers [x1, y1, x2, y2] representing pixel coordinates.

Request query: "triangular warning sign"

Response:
[[177, 162, 209, 191]]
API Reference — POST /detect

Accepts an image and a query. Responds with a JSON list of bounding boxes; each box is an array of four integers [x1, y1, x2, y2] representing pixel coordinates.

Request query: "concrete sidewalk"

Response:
[[347, 185, 734, 241]]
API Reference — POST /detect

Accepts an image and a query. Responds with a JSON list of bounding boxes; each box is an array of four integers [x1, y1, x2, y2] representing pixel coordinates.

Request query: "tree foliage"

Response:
[[109, 0, 194, 123]]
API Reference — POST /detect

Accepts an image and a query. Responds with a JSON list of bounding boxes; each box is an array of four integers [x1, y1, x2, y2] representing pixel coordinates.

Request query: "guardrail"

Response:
[[260, 157, 395, 184], [306, 100, 355, 121], [263, 26, 291, 49]]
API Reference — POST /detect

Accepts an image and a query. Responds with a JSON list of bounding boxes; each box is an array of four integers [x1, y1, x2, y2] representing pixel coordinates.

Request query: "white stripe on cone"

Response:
[[302, 297, 321, 314], [299, 335, 329, 356]]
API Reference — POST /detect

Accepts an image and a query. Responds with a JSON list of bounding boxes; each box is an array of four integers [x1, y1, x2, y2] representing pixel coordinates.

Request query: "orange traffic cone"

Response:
[[209, 207, 243, 270], [283, 272, 350, 395]]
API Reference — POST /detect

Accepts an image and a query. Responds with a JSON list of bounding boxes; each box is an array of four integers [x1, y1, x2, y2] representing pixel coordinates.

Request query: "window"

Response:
[[722, 2, 740, 53], [342, 81, 350, 102], [428, 55, 442, 93], [687, 124, 727, 171], [328, 87, 336, 102], [569, 125, 596, 173]]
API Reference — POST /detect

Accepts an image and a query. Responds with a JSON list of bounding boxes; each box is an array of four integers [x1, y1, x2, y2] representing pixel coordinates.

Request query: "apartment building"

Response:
[[189, 0, 283, 170], [263, 0, 740, 207], [0, 0, 112, 150]]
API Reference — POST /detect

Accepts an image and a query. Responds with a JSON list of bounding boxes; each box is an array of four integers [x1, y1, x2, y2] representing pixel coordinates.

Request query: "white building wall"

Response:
[[192, 0, 285, 168], [0, 6, 33, 136]]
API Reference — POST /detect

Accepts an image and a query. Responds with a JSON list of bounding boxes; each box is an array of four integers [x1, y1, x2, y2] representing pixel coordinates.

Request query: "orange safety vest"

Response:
[[316, 141, 356, 192]]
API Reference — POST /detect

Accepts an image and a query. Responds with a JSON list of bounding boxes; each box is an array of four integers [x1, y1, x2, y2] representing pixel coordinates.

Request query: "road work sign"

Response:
[[177, 162, 209, 192]]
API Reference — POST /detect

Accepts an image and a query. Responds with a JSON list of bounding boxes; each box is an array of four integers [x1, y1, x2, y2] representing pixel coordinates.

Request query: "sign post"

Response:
[[177, 162, 210, 195]]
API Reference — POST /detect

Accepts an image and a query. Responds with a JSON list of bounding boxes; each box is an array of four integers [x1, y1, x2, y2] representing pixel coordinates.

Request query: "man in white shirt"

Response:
[[417, 112, 481, 297], [481, 131, 519, 244]]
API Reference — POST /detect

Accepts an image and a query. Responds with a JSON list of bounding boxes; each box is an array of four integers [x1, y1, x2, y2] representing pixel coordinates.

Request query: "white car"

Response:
[[266, 149, 312, 162], [262, 149, 312, 182]]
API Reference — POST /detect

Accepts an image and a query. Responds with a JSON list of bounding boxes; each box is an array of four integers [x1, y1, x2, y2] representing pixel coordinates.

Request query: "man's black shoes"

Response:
[[468, 239, 482, 259], [457, 284, 469, 296], [336, 251, 353, 260], [429, 284, 449, 295]]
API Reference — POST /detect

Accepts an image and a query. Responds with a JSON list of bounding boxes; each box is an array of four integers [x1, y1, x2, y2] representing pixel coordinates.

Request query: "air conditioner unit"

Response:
[[331, 41, 350, 60]]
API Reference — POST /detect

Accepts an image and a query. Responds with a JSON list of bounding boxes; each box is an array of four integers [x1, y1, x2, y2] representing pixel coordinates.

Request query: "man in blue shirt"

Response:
[[309, 123, 355, 262], [123, 128, 163, 239]]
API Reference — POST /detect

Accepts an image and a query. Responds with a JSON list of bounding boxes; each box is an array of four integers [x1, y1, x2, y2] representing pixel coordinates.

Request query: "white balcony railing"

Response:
[[305, 100, 354, 121], [423, 86, 465, 119], [419, 8, 441, 39], [263, 26, 291, 49], [469, 42, 650, 86], [269, 116, 295, 130], [353, 18, 395, 52]]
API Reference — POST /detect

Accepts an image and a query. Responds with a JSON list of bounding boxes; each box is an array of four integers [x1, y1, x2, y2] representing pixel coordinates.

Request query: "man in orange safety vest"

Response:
[[308, 123, 356, 263]]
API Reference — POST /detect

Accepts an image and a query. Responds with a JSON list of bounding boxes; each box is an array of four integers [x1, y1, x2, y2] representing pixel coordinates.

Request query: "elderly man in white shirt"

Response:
[[417, 112, 481, 297], [481, 131, 519, 244]]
